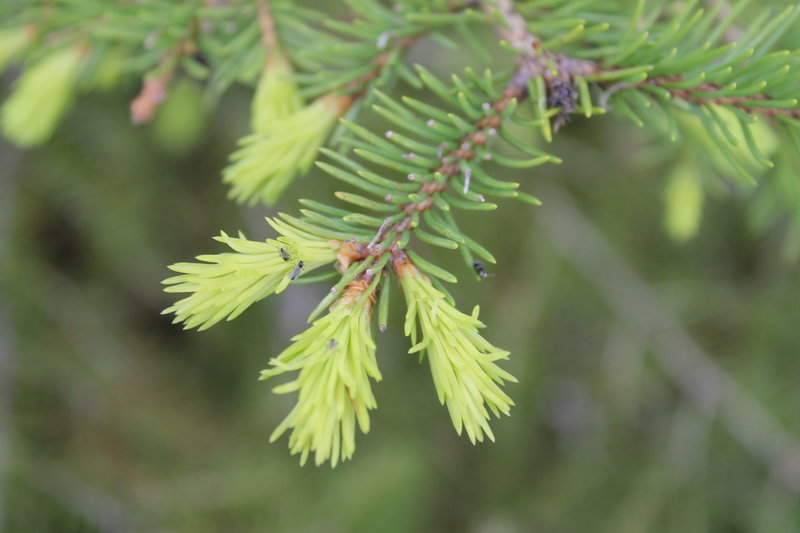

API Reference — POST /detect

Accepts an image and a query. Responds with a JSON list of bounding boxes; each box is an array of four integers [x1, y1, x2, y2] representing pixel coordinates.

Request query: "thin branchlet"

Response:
[[647, 77, 800, 120], [256, 0, 278, 50], [130, 22, 198, 124], [485, 0, 799, 122], [330, 81, 525, 278]]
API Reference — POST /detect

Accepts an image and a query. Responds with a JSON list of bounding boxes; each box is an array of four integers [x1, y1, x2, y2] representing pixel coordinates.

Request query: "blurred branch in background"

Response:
[[26, 465, 142, 533], [0, 305, 11, 531], [0, 141, 21, 531], [538, 185, 800, 494]]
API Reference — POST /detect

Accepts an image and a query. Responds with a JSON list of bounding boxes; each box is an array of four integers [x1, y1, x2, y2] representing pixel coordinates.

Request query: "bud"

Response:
[[664, 155, 704, 242], [251, 54, 302, 133], [261, 278, 381, 467], [397, 260, 516, 443], [0, 26, 32, 74], [1, 45, 85, 147], [162, 216, 339, 330], [223, 93, 351, 206]]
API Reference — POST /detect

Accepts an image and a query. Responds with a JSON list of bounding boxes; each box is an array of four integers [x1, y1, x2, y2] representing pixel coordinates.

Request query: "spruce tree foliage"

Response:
[[2, 0, 799, 466]]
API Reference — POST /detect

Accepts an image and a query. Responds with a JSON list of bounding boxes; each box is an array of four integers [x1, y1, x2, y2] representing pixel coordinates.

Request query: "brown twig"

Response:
[[489, 0, 600, 86], [647, 77, 800, 119], [130, 30, 197, 125], [342, 36, 422, 96], [256, 0, 278, 50]]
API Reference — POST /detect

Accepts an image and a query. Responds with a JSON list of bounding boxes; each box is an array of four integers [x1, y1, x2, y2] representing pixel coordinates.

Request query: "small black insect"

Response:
[[192, 52, 210, 68], [279, 247, 290, 261], [473, 261, 491, 279], [328, 339, 338, 351], [290, 260, 304, 280]]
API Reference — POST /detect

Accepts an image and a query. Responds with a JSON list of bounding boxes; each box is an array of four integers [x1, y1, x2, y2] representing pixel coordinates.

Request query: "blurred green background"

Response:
[[2, 17, 800, 533]]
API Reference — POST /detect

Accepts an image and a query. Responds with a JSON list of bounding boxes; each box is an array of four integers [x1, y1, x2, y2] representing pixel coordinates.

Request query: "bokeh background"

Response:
[[2, 7, 800, 532]]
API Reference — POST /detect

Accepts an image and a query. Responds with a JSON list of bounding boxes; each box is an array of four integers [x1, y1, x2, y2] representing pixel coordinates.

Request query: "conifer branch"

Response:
[[4, 0, 799, 467], [333, 79, 527, 267]]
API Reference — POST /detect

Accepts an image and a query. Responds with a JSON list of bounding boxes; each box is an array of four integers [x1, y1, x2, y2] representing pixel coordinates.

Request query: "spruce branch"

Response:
[[3, 0, 799, 467], [328, 79, 529, 266], [157, 0, 798, 464]]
